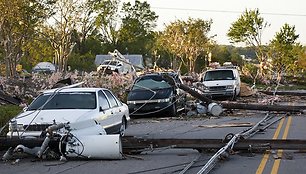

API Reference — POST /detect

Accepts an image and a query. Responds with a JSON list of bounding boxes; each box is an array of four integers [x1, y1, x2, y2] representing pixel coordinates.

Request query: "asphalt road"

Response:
[[1, 112, 306, 174]]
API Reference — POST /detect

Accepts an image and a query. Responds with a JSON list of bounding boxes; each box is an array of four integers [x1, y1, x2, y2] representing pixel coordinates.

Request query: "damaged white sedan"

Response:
[[8, 87, 130, 138]]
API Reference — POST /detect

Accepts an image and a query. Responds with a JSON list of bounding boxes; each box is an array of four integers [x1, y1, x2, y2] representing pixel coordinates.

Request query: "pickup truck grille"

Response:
[[23, 124, 51, 131], [209, 86, 226, 91]]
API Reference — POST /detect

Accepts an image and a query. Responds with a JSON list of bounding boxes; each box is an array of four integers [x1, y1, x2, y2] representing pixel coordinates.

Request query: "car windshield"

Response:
[[132, 76, 171, 90], [103, 60, 118, 66], [28, 92, 96, 110], [204, 70, 234, 81]]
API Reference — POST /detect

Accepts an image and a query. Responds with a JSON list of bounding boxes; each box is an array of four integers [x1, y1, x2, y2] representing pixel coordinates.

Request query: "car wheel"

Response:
[[119, 117, 127, 136], [168, 103, 177, 117]]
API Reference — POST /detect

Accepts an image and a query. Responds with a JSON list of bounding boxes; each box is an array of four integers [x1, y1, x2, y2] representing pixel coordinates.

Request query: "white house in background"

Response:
[[95, 54, 145, 70]]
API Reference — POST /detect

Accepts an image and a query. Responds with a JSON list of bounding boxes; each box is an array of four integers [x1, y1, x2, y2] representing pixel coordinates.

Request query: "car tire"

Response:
[[232, 89, 237, 101], [119, 117, 127, 136], [168, 103, 177, 117]]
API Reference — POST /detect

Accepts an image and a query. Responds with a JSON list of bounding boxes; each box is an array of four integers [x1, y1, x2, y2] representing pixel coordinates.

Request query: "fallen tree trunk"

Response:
[[259, 90, 306, 96]]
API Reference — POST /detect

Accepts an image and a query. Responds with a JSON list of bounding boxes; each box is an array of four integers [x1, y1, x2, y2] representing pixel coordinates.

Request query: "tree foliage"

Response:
[[227, 9, 269, 75], [118, 0, 158, 55], [93, 0, 120, 47], [0, 0, 52, 77], [43, 0, 87, 72], [269, 23, 302, 80], [159, 18, 214, 73]]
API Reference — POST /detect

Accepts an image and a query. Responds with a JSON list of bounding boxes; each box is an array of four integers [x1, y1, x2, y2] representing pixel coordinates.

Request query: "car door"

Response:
[[96, 90, 115, 132], [103, 90, 122, 132]]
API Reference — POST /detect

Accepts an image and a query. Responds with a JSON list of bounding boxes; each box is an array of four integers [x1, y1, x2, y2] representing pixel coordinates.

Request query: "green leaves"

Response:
[[269, 23, 302, 75], [227, 9, 269, 46], [159, 18, 214, 72]]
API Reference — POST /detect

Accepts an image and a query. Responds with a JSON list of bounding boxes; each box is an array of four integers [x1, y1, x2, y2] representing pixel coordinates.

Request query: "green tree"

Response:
[[118, 0, 158, 55], [159, 18, 214, 73], [43, 0, 89, 72], [211, 45, 231, 65], [93, 0, 120, 49], [0, 0, 52, 77], [269, 23, 302, 81], [227, 9, 269, 76], [21, 38, 54, 70]]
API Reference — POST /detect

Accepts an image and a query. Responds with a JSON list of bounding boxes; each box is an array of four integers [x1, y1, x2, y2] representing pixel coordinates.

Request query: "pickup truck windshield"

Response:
[[204, 70, 234, 81], [28, 92, 96, 110]]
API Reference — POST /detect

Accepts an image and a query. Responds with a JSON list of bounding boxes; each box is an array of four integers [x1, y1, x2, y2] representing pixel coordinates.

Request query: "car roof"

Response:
[[43, 87, 106, 94], [206, 68, 237, 72], [139, 71, 179, 77]]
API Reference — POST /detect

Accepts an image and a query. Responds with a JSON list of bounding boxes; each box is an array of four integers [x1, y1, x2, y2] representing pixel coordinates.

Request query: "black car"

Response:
[[127, 72, 186, 117]]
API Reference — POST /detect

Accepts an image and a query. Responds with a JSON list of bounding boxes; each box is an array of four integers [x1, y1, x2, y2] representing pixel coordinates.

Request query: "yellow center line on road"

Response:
[[255, 117, 285, 174], [271, 116, 292, 174]]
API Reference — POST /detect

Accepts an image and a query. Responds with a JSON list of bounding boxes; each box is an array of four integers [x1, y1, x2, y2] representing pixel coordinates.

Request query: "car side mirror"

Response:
[[23, 106, 28, 112], [99, 106, 104, 112]]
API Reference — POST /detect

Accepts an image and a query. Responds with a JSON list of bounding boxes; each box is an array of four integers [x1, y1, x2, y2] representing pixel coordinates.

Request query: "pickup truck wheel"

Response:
[[119, 118, 127, 136], [232, 89, 237, 101]]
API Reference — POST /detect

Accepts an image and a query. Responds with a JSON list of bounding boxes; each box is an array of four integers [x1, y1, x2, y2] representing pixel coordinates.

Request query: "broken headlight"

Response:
[[9, 120, 24, 132]]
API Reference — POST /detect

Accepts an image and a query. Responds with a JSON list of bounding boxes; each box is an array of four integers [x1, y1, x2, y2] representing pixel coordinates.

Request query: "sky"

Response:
[[123, 0, 306, 46]]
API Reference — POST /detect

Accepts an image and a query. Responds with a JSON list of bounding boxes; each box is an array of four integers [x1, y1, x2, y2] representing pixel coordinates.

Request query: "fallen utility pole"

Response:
[[221, 102, 306, 112], [175, 82, 306, 113], [0, 136, 59, 151], [3, 136, 306, 153], [259, 90, 306, 96], [121, 137, 306, 153], [176, 83, 212, 104]]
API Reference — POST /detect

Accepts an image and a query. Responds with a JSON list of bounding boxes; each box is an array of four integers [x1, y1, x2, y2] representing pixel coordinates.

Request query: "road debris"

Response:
[[198, 122, 254, 128], [1, 120, 123, 161]]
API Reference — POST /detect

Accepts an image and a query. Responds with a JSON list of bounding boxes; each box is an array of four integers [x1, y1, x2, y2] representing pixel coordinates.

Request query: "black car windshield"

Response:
[[204, 70, 234, 81], [132, 76, 171, 90], [27, 92, 96, 110]]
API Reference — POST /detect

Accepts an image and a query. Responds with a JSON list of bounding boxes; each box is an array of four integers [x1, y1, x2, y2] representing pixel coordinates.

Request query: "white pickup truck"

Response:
[[201, 67, 241, 100], [97, 60, 132, 75]]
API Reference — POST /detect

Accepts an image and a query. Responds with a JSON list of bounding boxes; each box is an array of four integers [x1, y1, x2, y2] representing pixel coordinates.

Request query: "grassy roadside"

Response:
[[0, 105, 22, 128]]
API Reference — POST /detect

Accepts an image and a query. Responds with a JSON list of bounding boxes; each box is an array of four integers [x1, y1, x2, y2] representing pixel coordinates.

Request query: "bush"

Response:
[[0, 105, 22, 128]]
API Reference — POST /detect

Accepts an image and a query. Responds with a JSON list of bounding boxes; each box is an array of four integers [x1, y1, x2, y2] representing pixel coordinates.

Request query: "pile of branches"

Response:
[[0, 71, 134, 105]]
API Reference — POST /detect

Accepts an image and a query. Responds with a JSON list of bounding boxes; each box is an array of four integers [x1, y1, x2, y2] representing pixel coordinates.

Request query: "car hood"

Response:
[[15, 109, 96, 125], [203, 80, 235, 87], [127, 88, 172, 101]]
